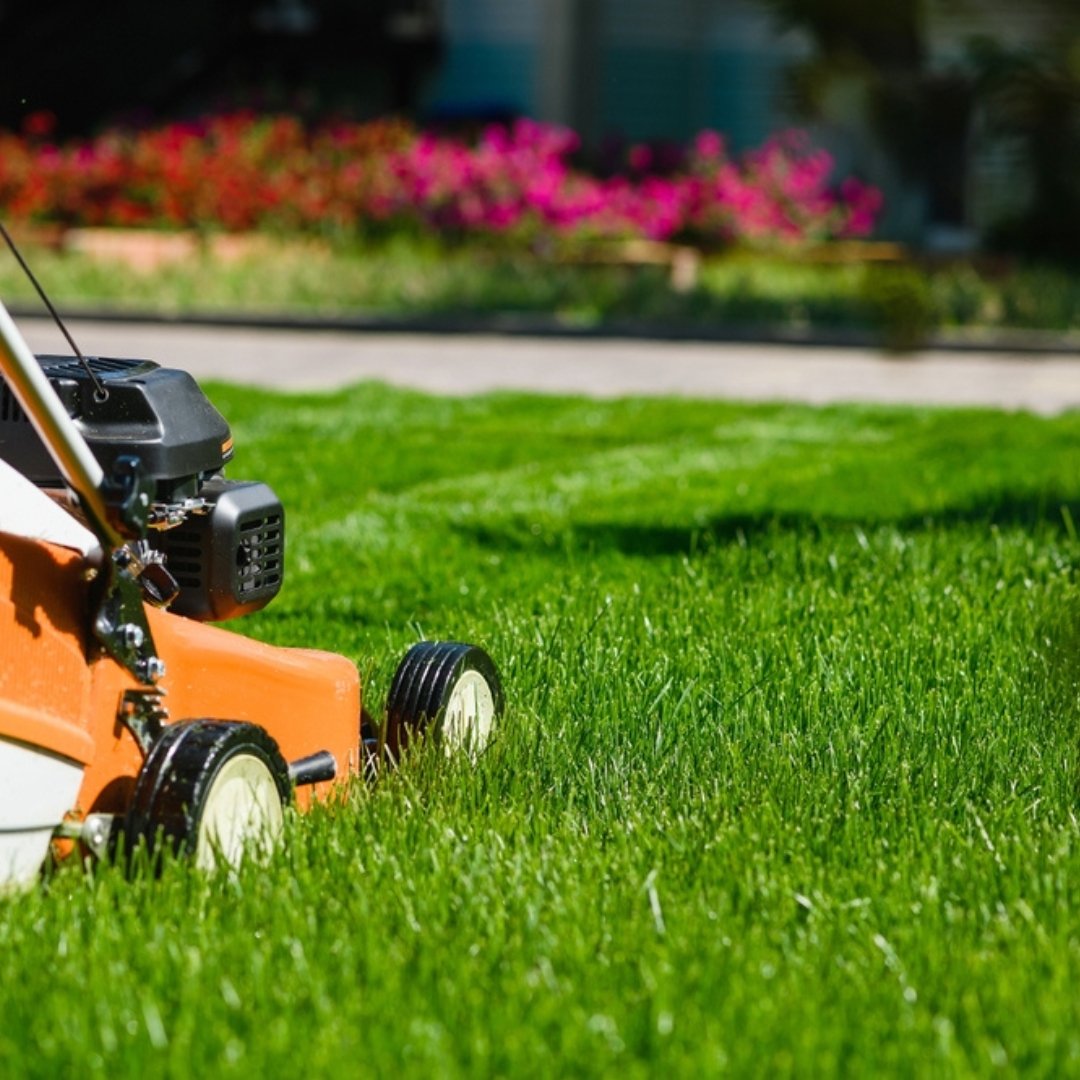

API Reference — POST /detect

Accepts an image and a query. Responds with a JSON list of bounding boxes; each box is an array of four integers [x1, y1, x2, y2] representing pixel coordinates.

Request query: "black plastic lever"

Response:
[[288, 750, 337, 787]]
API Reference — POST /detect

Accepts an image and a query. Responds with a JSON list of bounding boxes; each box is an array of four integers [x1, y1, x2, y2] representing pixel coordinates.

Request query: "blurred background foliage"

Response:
[[0, 0, 1077, 266], [759, 0, 1080, 259]]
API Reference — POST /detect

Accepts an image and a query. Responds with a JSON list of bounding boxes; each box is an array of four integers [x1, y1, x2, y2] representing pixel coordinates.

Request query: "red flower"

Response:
[[21, 111, 56, 139]]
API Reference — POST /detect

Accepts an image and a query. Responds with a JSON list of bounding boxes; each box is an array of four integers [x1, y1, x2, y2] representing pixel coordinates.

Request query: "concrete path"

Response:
[[17, 315, 1080, 415]]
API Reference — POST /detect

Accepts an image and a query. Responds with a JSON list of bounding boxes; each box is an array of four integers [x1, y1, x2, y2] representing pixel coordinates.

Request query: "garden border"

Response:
[[9, 303, 1077, 357]]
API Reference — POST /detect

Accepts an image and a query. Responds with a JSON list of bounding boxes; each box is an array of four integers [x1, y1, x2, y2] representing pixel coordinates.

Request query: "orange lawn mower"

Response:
[[0, 241, 502, 887]]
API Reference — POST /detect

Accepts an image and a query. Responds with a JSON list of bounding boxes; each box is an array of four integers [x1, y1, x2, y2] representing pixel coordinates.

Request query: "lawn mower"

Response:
[[0, 261, 502, 887]]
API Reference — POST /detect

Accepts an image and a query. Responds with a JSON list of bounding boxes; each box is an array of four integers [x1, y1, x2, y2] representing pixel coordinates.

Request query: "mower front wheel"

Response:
[[124, 720, 291, 871], [384, 642, 503, 763]]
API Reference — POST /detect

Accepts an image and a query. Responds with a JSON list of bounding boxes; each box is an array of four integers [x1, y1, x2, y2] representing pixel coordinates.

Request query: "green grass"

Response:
[[5, 386, 1080, 1076], [3, 236, 1080, 338]]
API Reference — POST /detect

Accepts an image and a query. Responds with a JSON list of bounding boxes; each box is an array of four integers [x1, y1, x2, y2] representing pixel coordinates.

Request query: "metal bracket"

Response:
[[118, 688, 169, 755], [101, 454, 154, 539], [92, 548, 166, 685], [55, 813, 116, 860]]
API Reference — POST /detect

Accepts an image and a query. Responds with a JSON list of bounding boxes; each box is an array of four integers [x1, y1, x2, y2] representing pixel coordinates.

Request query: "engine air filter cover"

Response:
[[151, 478, 285, 622]]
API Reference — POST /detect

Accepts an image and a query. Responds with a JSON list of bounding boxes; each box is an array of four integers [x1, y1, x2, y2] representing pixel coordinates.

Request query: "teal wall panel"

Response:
[[599, 45, 785, 147], [704, 47, 788, 151], [599, 48, 700, 143], [424, 43, 537, 118]]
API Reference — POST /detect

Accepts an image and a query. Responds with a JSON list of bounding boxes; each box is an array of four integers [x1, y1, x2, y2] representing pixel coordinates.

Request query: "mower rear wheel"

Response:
[[385, 642, 503, 762], [124, 721, 291, 871]]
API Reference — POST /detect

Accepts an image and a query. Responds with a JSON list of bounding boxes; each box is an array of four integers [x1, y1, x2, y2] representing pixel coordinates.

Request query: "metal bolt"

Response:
[[79, 814, 115, 860], [138, 656, 167, 683], [120, 623, 144, 650], [85, 818, 107, 847]]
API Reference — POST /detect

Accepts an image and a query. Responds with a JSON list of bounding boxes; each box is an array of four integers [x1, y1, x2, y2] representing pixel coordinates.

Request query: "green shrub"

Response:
[[859, 265, 937, 352]]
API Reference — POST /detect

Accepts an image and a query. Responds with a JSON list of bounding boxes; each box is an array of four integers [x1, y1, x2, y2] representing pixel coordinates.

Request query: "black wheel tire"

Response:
[[384, 642, 503, 762], [123, 721, 291, 871]]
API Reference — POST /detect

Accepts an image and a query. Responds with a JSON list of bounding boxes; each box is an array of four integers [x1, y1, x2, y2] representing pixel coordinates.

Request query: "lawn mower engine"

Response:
[[0, 354, 283, 621]]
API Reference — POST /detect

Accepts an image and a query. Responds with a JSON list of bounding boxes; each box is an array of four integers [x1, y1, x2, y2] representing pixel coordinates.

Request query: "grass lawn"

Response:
[[3, 237, 1080, 340], [3, 384, 1080, 1075]]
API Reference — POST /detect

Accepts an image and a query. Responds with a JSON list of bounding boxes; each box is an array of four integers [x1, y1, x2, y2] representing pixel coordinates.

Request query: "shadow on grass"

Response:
[[1031, 595, 1080, 803], [457, 492, 1080, 559]]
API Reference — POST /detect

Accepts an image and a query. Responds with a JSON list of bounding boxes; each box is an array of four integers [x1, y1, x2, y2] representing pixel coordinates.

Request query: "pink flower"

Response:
[[692, 130, 725, 164]]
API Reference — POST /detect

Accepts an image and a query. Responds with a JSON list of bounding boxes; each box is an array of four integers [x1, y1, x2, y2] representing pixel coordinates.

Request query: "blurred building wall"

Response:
[[424, 0, 805, 149], [422, 0, 542, 121], [422, 0, 1073, 250]]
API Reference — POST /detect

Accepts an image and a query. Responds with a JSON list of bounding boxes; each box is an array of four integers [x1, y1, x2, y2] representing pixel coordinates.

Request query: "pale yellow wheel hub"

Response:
[[195, 754, 285, 871], [441, 670, 497, 759]]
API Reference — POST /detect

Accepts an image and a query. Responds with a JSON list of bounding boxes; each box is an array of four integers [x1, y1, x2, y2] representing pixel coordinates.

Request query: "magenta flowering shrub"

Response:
[[376, 121, 881, 245], [375, 120, 691, 240], [684, 129, 883, 245], [0, 112, 882, 247]]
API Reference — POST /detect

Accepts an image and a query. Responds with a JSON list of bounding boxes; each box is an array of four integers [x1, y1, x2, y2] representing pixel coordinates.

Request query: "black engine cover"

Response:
[[0, 353, 285, 622], [0, 354, 232, 497]]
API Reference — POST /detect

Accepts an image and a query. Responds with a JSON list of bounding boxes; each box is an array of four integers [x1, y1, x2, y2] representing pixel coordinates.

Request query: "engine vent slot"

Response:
[[235, 514, 283, 598], [36, 355, 156, 379]]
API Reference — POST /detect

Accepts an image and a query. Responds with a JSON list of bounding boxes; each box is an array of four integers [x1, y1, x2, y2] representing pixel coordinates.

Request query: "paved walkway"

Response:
[[17, 316, 1080, 415]]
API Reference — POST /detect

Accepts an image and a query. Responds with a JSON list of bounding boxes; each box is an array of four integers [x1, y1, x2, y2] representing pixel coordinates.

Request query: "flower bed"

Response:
[[0, 112, 882, 249]]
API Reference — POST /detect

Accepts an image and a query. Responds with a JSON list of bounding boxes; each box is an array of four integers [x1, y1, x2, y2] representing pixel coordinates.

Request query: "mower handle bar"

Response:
[[0, 299, 121, 553]]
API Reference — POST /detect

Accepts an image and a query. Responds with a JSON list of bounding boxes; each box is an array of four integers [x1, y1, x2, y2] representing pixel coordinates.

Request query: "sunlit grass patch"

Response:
[[3, 386, 1080, 1076]]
